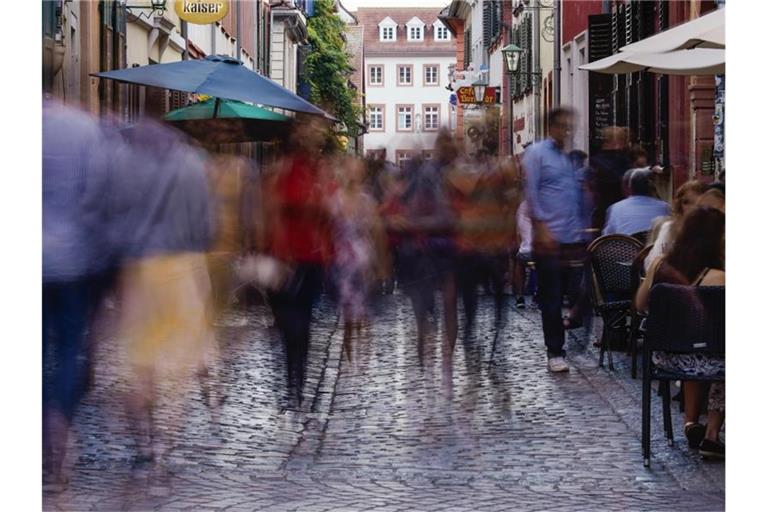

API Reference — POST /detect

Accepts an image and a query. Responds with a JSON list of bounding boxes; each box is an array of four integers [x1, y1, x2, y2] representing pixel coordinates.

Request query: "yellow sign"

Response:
[[175, 0, 229, 25]]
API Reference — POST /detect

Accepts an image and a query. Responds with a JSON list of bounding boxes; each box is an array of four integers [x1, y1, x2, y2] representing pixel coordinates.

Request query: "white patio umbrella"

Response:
[[580, 48, 724, 76], [620, 8, 724, 53]]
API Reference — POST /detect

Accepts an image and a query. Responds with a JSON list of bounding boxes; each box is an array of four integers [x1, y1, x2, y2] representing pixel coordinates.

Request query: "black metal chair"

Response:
[[586, 234, 644, 370], [630, 230, 649, 245], [642, 284, 725, 467], [627, 245, 653, 379]]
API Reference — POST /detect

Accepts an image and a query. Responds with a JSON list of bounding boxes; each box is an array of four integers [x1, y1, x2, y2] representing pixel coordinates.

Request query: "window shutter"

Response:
[[588, 13, 614, 155], [464, 27, 472, 68], [522, 15, 532, 92], [483, 1, 492, 48], [510, 26, 519, 98]]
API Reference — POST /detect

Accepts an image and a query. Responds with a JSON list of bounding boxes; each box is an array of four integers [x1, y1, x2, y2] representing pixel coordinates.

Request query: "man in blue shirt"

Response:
[[523, 108, 588, 372], [603, 168, 671, 237]]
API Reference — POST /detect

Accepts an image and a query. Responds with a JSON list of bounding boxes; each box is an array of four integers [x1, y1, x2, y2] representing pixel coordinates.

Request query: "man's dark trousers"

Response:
[[534, 243, 586, 357]]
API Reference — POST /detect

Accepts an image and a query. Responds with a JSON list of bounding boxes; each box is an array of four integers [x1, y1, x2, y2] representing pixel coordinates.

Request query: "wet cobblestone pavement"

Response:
[[44, 292, 725, 511]]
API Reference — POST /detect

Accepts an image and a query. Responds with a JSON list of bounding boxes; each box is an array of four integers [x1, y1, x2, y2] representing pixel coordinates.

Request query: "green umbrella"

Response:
[[164, 98, 292, 144], [164, 98, 290, 122]]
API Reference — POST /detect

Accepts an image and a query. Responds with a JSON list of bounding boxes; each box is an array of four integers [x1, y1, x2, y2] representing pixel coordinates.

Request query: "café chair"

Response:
[[641, 284, 725, 467]]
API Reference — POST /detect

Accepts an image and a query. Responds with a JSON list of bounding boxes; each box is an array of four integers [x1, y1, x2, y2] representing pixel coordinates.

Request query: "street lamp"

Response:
[[125, 0, 168, 19], [472, 78, 488, 103], [501, 43, 523, 74]]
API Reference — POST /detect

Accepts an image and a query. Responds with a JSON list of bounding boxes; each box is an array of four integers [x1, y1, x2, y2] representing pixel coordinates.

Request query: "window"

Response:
[[368, 65, 383, 86], [368, 105, 384, 131], [423, 105, 440, 131], [397, 105, 413, 131], [366, 149, 387, 160], [422, 150, 434, 161], [398, 65, 413, 86], [435, 24, 450, 41], [424, 65, 439, 86], [406, 17, 425, 42], [396, 150, 414, 169], [380, 26, 395, 41]]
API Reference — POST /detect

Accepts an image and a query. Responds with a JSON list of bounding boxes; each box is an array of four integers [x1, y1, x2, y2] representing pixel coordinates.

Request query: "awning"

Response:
[[620, 8, 724, 53], [580, 48, 724, 76]]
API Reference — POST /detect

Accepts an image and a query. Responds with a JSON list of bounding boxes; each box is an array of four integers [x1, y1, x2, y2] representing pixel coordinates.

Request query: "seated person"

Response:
[[644, 180, 708, 272], [603, 168, 670, 236], [635, 206, 725, 460]]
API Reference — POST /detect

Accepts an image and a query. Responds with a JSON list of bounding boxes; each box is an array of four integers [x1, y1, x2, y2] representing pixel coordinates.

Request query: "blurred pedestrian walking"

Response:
[[111, 120, 216, 468], [329, 156, 388, 362], [42, 100, 116, 487], [523, 108, 589, 373], [259, 118, 335, 408], [384, 129, 459, 367]]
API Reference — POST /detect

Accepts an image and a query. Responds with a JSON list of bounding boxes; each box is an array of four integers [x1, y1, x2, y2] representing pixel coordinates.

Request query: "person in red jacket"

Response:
[[261, 118, 335, 409]]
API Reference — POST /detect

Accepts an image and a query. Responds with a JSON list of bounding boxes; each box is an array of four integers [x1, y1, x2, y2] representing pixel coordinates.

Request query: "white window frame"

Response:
[[396, 150, 414, 169], [434, 21, 451, 41], [379, 17, 398, 42], [423, 105, 440, 131], [406, 17, 425, 42], [424, 65, 439, 86], [381, 26, 395, 41], [368, 65, 383, 86], [368, 105, 384, 131], [397, 105, 413, 132], [397, 65, 413, 86]]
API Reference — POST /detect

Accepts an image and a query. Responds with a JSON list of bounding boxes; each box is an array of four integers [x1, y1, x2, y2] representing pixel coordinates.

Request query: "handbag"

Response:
[[235, 254, 294, 292]]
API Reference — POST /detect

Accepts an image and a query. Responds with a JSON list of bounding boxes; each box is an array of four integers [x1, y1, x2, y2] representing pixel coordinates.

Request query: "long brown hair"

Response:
[[664, 206, 725, 283]]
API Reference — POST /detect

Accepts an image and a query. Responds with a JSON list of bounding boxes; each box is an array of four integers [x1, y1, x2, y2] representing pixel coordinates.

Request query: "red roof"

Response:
[[356, 8, 455, 57]]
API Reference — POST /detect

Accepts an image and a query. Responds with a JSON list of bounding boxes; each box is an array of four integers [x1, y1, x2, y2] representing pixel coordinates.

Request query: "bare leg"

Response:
[[683, 381, 704, 424], [705, 411, 724, 441]]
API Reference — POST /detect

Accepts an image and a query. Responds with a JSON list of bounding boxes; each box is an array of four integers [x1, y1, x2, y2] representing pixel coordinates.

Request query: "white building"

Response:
[[356, 8, 455, 167]]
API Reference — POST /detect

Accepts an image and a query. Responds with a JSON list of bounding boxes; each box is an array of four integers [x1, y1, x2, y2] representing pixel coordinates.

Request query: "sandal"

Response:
[[684, 422, 706, 449]]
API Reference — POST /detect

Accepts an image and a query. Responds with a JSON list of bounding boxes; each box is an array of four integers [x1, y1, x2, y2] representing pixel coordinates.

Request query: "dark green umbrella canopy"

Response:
[[163, 98, 293, 144], [164, 98, 290, 122]]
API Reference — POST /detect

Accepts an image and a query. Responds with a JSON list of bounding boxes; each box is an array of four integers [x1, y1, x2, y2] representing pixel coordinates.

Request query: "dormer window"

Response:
[[379, 17, 397, 42], [434, 20, 451, 41], [406, 17, 425, 42]]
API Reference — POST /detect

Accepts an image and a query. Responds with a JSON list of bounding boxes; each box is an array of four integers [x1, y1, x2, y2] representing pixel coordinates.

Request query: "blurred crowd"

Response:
[[43, 100, 725, 487]]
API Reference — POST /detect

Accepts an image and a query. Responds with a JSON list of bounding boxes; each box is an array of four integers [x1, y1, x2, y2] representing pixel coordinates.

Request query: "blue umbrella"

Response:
[[93, 55, 330, 117]]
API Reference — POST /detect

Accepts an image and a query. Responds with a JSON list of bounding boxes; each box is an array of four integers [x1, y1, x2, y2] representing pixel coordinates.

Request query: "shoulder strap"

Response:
[[693, 267, 710, 286]]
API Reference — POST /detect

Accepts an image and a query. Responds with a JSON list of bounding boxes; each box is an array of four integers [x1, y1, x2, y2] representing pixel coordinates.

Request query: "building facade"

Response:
[[573, 0, 722, 198], [43, 0, 275, 121], [270, 2, 309, 94], [357, 8, 455, 166]]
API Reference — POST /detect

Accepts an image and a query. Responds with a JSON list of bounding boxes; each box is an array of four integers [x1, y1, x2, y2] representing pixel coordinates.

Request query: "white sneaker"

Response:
[[547, 356, 570, 373]]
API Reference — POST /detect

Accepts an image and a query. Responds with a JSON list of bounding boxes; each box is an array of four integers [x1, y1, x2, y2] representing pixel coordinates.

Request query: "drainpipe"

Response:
[[181, 20, 188, 60], [236, 0, 242, 61], [533, 2, 541, 139], [553, 0, 560, 107]]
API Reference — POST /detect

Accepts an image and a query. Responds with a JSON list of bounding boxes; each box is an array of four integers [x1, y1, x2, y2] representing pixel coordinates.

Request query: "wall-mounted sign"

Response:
[[456, 86, 498, 106], [175, 1, 229, 25]]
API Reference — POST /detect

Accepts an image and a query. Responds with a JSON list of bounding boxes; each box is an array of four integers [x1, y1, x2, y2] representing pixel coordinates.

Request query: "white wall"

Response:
[[186, 22, 214, 56], [560, 31, 589, 153], [363, 55, 455, 161]]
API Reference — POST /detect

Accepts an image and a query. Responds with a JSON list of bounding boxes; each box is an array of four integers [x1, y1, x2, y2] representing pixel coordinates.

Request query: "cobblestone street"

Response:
[[43, 292, 725, 511]]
